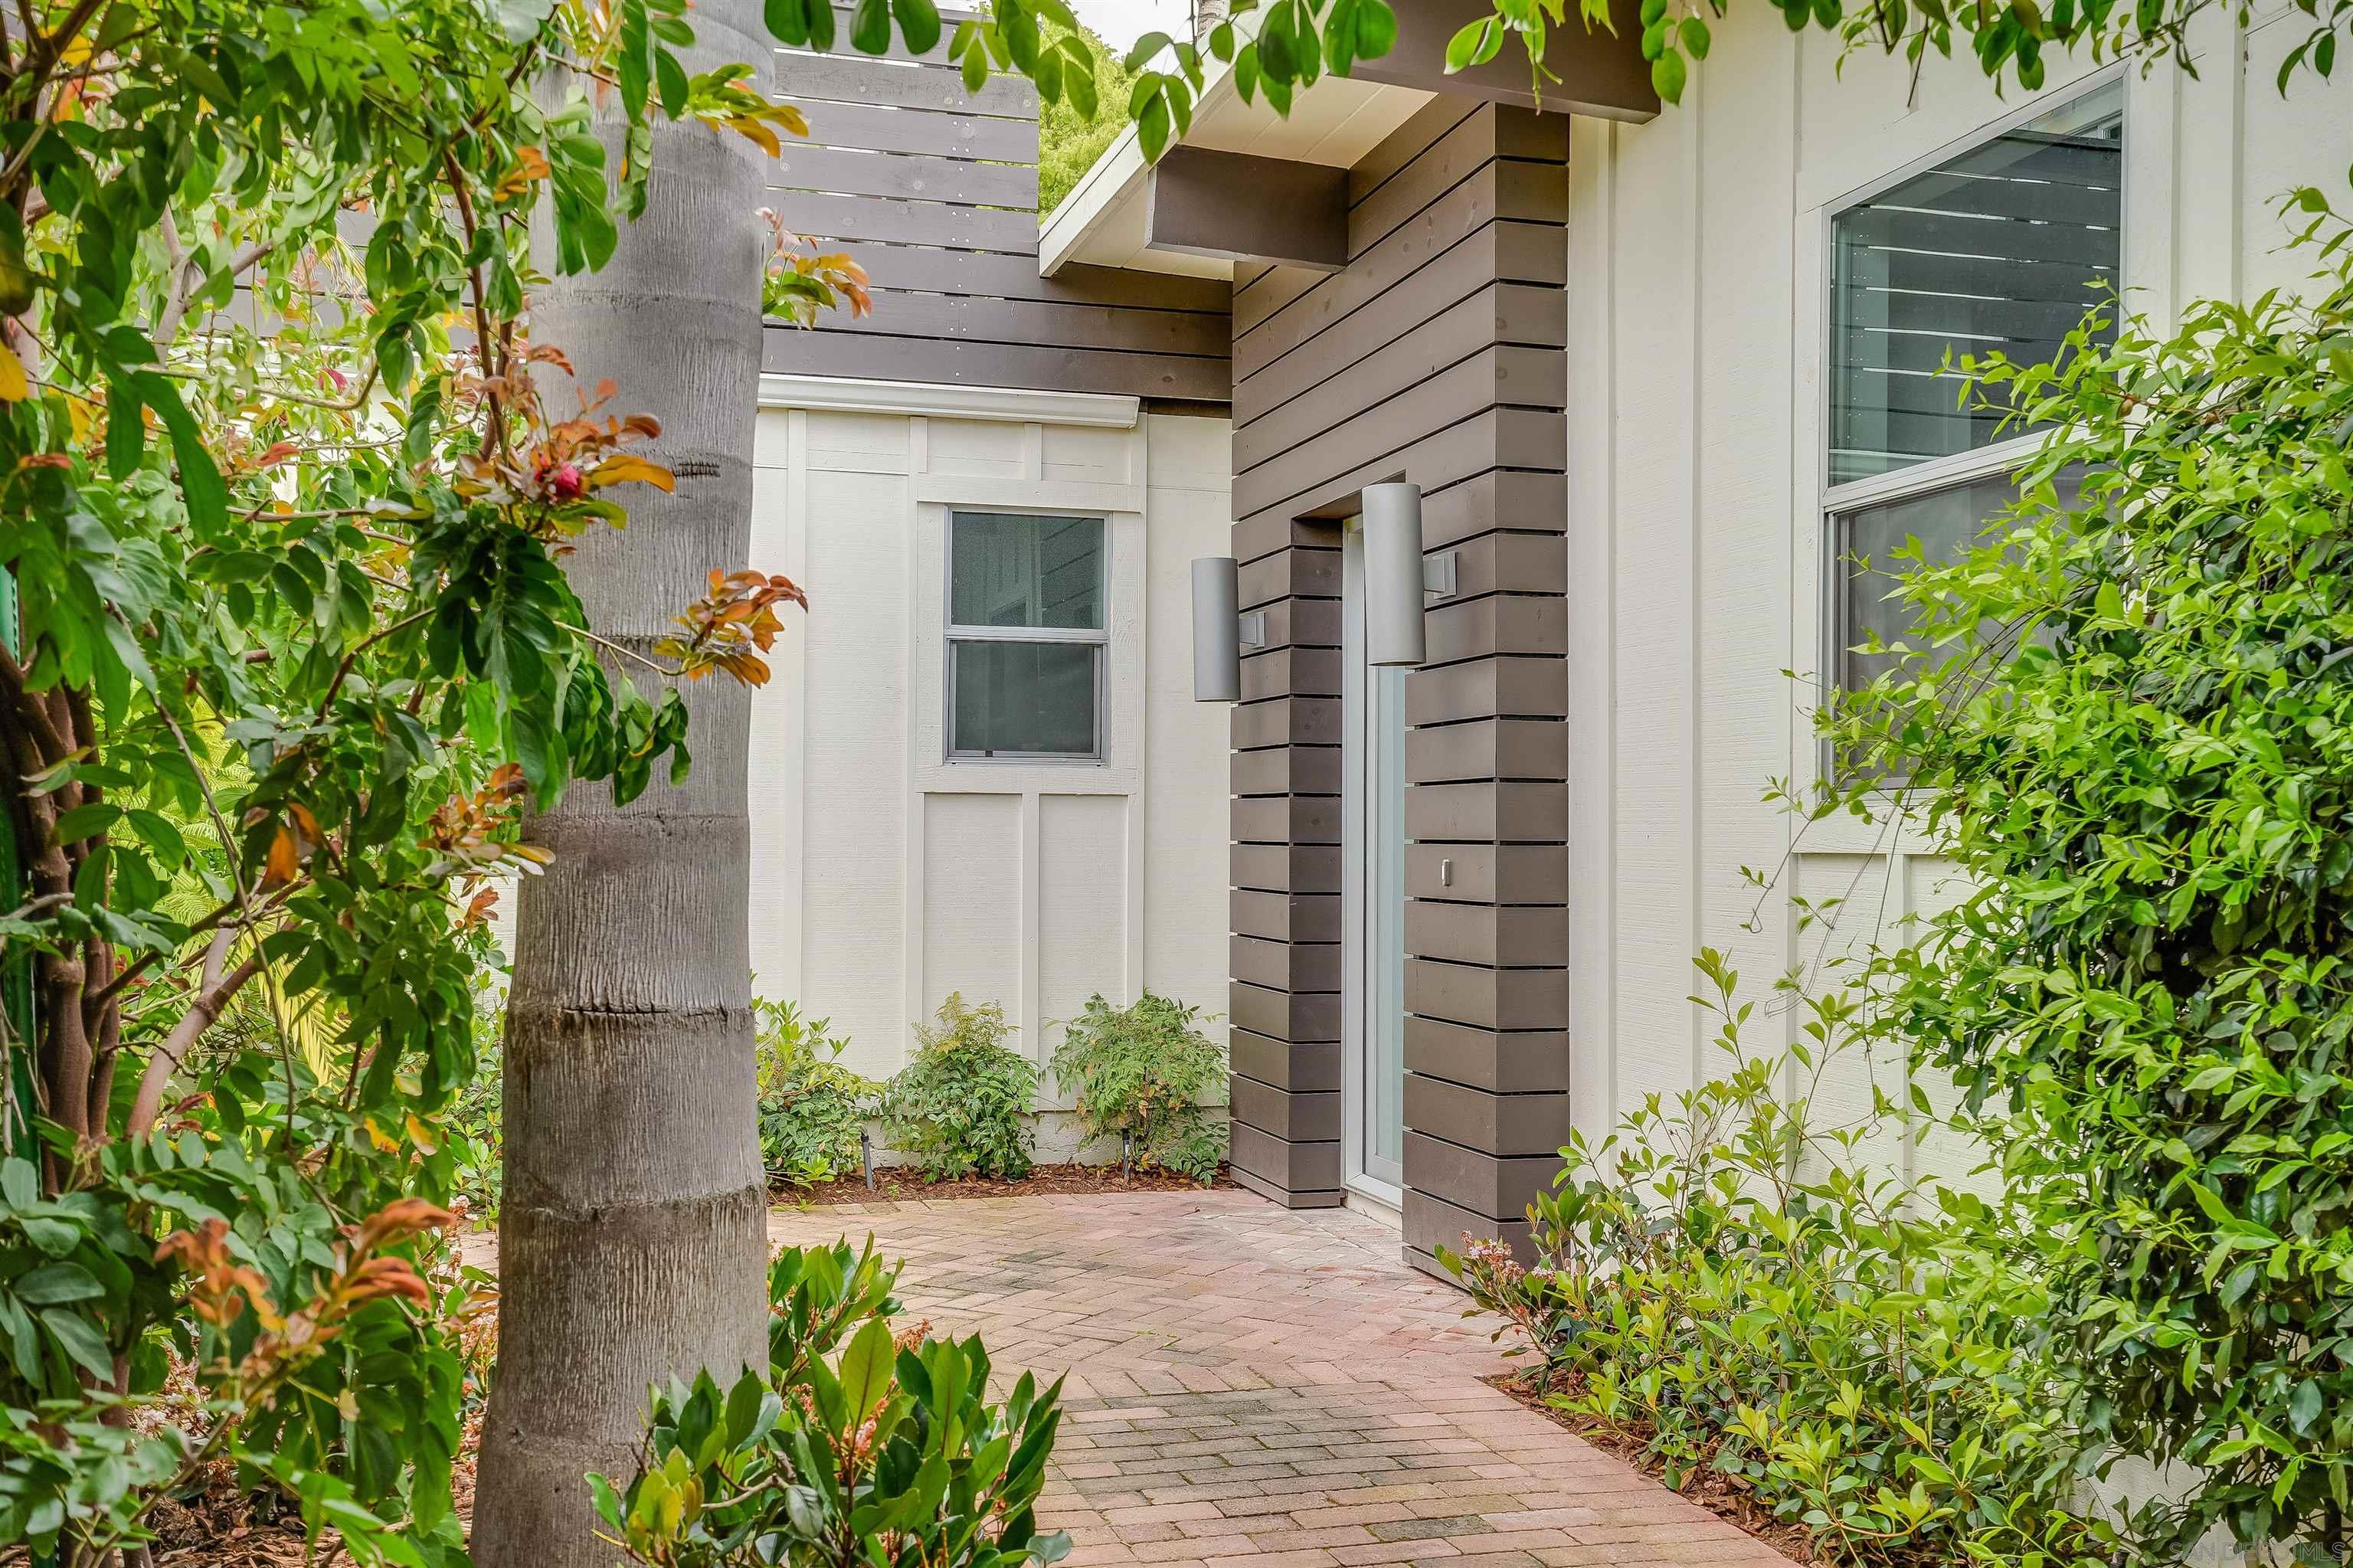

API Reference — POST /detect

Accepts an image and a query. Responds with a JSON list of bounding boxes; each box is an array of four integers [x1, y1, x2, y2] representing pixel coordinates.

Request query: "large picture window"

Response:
[[1824, 80, 2122, 778], [946, 512, 1107, 761]]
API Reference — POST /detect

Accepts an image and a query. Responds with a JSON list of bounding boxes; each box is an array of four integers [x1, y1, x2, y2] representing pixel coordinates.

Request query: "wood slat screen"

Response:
[[765, 17, 1232, 404]]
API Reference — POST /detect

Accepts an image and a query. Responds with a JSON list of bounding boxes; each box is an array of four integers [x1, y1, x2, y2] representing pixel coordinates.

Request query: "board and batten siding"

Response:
[[744, 401, 1233, 1130], [764, 17, 1234, 403], [1224, 99, 1571, 1260], [1564, 0, 2353, 1183]]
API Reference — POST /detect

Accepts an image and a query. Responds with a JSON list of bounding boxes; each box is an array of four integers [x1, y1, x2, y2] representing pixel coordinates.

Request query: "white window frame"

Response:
[[943, 508, 1111, 764], [1818, 67, 2127, 786]]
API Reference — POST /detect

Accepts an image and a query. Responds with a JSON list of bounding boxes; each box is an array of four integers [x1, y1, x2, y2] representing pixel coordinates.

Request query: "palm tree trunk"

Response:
[[471, 8, 772, 1562]]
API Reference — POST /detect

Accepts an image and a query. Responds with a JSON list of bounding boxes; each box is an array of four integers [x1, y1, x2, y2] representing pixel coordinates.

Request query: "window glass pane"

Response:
[[1366, 663, 1406, 1180], [951, 641, 1099, 757], [951, 513, 1105, 630], [1829, 82, 2123, 486], [1838, 463, 2084, 694], [1834, 465, 2080, 782]]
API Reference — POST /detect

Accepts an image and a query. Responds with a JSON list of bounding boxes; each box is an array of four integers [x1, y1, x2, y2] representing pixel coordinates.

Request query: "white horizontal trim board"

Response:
[[757, 372, 1140, 427]]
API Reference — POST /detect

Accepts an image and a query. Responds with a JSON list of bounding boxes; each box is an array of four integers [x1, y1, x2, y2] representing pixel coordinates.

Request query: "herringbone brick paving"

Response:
[[765, 1189, 1789, 1568]]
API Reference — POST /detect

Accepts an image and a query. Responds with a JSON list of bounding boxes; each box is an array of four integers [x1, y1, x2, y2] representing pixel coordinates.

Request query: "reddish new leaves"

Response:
[[653, 568, 810, 687]]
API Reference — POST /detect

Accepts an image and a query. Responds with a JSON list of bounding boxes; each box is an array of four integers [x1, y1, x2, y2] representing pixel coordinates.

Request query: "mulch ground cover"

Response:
[[1489, 1368, 1815, 1565], [774, 1161, 1237, 1206]]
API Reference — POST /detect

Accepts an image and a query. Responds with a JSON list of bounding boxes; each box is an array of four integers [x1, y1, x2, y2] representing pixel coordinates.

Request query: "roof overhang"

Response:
[[1039, 0, 1656, 281], [1039, 57, 1428, 280]]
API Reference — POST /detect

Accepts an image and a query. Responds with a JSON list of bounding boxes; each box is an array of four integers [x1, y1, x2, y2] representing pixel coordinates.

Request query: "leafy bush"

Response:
[[1442, 953, 2122, 1568], [1812, 208, 2353, 1559], [1049, 992, 1226, 1181], [0, 1164, 468, 1567], [879, 995, 1037, 1182], [754, 998, 880, 1188], [591, 1239, 1069, 1568]]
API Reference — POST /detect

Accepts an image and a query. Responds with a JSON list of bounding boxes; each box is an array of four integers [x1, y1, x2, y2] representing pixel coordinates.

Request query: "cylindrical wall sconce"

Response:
[[1191, 555, 1241, 702], [1363, 481, 1426, 667]]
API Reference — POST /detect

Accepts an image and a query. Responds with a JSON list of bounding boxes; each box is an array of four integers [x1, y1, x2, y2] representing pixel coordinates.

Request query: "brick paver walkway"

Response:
[[766, 1190, 1787, 1568]]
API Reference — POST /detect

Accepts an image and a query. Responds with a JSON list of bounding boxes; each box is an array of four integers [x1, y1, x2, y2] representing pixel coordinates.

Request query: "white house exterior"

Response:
[[1555, 6, 2350, 1208], [739, 2, 2352, 1247], [741, 388, 1235, 1127]]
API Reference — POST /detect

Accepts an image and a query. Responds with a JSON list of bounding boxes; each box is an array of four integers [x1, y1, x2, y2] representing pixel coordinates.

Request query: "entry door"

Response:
[[1342, 520, 1406, 1200]]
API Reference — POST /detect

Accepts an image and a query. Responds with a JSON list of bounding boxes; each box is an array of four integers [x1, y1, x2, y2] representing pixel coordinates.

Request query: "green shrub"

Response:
[[1443, 952, 2122, 1568], [1049, 992, 1226, 1182], [1811, 206, 2353, 1560], [592, 1238, 1069, 1568], [754, 997, 880, 1188], [879, 994, 1037, 1181]]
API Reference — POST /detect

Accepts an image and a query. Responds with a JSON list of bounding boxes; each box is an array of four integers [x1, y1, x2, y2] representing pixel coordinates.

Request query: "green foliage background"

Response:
[[1039, 19, 1139, 212]]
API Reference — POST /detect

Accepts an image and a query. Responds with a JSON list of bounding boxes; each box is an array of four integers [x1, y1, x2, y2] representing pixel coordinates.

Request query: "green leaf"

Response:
[[1137, 89, 1173, 162], [655, 47, 692, 116], [851, 0, 892, 53], [1651, 47, 1687, 101], [124, 809, 188, 866], [52, 803, 122, 845], [105, 376, 146, 480], [766, 0, 811, 45], [132, 372, 227, 532], [838, 1317, 896, 1418], [1445, 15, 1497, 70], [725, 1367, 768, 1444], [16, 1262, 103, 1305], [892, 0, 942, 54], [41, 1308, 116, 1381], [500, 0, 559, 41], [1062, 49, 1098, 117]]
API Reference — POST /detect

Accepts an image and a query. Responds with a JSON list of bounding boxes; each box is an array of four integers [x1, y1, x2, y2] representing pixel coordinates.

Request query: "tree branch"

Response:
[[318, 604, 435, 715], [126, 951, 263, 1138], [0, 635, 74, 766], [154, 228, 278, 346]]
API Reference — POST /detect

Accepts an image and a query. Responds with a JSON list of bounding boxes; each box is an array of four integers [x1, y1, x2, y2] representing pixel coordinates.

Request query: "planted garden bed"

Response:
[[774, 1161, 1235, 1206], [1487, 1369, 1811, 1565]]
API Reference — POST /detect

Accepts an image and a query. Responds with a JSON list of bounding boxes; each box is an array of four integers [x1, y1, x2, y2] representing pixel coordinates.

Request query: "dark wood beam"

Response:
[[1350, 0, 1658, 122], [1147, 148, 1350, 273]]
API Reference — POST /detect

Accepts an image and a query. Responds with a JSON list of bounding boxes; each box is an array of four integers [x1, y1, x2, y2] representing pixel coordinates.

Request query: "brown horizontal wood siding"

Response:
[[1225, 100, 1568, 1262], [764, 28, 1231, 404]]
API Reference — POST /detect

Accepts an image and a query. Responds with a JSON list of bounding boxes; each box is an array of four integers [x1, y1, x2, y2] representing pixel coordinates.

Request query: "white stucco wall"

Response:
[[1562, 4, 2353, 1178], [744, 393, 1235, 1102]]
